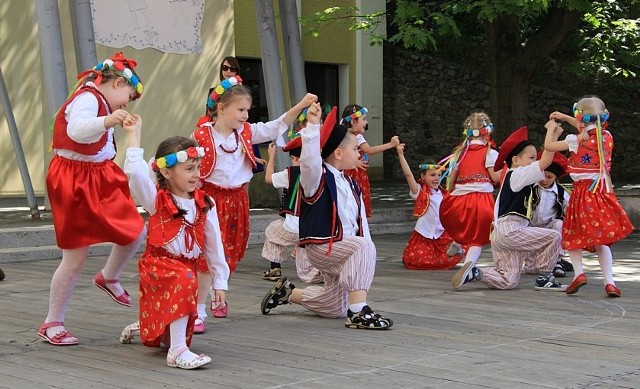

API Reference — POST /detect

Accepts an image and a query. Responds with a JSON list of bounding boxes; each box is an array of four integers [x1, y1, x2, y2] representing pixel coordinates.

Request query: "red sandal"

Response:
[[38, 322, 79, 346], [93, 271, 132, 307]]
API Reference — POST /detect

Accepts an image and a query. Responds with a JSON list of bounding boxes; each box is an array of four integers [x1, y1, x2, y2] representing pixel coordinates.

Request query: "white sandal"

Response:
[[167, 346, 211, 369], [119, 321, 140, 344]]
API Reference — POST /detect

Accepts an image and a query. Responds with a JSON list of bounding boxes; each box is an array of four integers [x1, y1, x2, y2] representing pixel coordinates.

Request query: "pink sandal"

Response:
[[211, 301, 228, 318], [93, 271, 132, 307], [38, 322, 79, 346]]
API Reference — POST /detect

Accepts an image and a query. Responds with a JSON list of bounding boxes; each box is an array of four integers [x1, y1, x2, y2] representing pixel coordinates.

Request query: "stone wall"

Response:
[[382, 47, 640, 185]]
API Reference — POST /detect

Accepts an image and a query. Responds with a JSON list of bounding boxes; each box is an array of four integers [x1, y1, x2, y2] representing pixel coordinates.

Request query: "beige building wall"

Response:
[[0, 0, 384, 197]]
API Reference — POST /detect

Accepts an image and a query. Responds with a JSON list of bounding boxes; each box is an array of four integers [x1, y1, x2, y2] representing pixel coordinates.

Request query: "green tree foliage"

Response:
[[303, 1, 640, 131]]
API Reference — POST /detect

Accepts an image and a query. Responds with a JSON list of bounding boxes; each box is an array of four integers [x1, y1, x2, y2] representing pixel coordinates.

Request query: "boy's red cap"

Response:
[[319, 106, 349, 159], [493, 126, 529, 171], [537, 150, 568, 177], [282, 136, 302, 152]]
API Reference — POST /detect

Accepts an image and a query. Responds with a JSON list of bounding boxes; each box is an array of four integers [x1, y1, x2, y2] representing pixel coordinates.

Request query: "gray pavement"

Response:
[[1, 233, 640, 388]]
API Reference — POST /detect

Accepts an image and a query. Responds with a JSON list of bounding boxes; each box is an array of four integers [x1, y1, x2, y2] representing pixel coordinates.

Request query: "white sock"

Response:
[[197, 304, 207, 319], [168, 316, 188, 355], [350, 302, 366, 313], [569, 249, 584, 278], [596, 245, 615, 285], [464, 246, 482, 264]]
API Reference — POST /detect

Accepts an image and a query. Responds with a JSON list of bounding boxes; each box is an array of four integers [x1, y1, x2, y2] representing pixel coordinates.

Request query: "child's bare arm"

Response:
[[396, 144, 419, 194], [359, 135, 401, 155], [265, 143, 277, 184]]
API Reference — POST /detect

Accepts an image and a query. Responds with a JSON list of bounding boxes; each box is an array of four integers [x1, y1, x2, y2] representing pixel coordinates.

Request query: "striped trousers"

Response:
[[482, 215, 561, 289], [261, 219, 322, 283], [300, 236, 377, 318]]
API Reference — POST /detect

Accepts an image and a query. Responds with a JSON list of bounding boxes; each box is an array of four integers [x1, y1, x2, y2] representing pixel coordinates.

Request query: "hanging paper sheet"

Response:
[[91, 0, 205, 54]]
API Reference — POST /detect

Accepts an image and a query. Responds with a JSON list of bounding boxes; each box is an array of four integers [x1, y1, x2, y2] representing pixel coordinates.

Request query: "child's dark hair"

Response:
[[83, 67, 142, 101], [154, 136, 199, 189], [505, 141, 534, 168], [341, 104, 364, 128]]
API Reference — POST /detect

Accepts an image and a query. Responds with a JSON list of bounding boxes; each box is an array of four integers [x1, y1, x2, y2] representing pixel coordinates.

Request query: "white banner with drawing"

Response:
[[91, 0, 205, 54]]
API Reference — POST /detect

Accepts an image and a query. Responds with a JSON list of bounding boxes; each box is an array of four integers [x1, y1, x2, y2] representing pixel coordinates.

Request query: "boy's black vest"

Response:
[[279, 166, 301, 217], [299, 165, 363, 249], [498, 171, 566, 221]]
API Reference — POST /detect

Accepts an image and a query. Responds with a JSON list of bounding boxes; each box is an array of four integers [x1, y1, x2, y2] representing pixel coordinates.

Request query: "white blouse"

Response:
[[124, 147, 229, 290], [202, 114, 289, 188]]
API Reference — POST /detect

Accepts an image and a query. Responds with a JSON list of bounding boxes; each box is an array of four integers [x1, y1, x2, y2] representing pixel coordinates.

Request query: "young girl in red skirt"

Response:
[[438, 111, 501, 265], [38, 52, 146, 346], [191, 76, 316, 327], [123, 116, 229, 369], [341, 104, 400, 217], [545, 96, 634, 297], [396, 144, 463, 270]]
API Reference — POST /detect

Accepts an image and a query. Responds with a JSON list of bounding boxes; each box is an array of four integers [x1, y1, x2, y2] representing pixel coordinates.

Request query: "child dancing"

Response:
[[123, 115, 229, 369], [261, 139, 322, 284], [39, 52, 146, 346], [191, 75, 316, 327], [260, 105, 393, 330], [396, 143, 463, 270], [341, 104, 400, 217], [439, 111, 500, 266], [544, 96, 633, 297], [453, 125, 566, 291]]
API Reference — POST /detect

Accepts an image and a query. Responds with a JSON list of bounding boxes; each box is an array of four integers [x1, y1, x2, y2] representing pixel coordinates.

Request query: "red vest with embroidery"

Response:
[[147, 188, 211, 252], [192, 122, 257, 179], [566, 130, 613, 174], [455, 144, 493, 184], [413, 185, 447, 217], [52, 86, 111, 155]]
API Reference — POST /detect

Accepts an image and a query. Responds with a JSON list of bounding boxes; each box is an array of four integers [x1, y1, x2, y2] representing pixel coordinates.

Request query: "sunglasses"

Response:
[[221, 65, 238, 72]]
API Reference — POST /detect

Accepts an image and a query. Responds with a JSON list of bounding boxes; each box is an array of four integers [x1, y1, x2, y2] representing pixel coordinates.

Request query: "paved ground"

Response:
[[1, 232, 640, 388]]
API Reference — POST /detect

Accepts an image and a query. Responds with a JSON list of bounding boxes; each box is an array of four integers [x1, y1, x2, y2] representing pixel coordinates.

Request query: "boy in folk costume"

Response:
[[260, 104, 393, 329], [261, 136, 322, 284], [452, 125, 567, 291], [527, 151, 573, 277]]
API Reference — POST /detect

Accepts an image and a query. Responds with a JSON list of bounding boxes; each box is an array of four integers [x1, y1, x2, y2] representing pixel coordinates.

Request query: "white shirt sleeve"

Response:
[[356, 134, 367, 146], [564, 134, 579, 153], [271, 170, 290, 189], [299, 123, 323, 197], [124, 147, 157, 214], [360, 196, 371, 240], [204, 207, 230, 290], [66, 92, 109, 144], [250, 113, 288, 144], [485, 148, 498, 168], [509, 161, 545, 192]]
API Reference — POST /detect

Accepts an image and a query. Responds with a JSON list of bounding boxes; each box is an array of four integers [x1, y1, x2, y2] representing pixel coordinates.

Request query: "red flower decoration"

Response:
[[110, 52, 138, 69], [113, 61, 125, 71], [187, 147, 198, 158]]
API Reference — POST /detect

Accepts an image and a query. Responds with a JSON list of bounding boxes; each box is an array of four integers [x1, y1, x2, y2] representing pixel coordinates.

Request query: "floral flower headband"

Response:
[[419, 163, 444, 172], [464, 122, 494, 137], [78, 52, 143, 99], [342, 107, 368, 123], [573, 103, 610, 124], [207, 76, 243, 108], [152, 147, 205, 170]]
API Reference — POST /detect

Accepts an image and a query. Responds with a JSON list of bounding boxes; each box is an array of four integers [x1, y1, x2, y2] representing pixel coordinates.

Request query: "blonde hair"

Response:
[[464, 111, 492, 133], [576, 96, 606, 141]]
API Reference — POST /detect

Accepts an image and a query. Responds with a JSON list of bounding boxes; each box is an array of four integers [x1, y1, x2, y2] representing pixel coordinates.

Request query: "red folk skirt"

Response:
[[562, 180, 633, 250], [402, 230, 463, 270], [46, 155, 144, 249], [199, 182, 250, 272], [138, 247, 198, 348], [344, 167, 372, 217], [439, 192, 494, 246]]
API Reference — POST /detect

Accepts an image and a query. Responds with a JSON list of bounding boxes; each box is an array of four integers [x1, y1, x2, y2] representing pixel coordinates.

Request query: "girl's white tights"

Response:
[[169, 316, 200, 362], [568, 245, 614, 285], [44, 229, 146, 338], [463, 246, 483, 264]]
